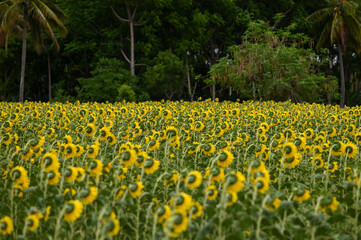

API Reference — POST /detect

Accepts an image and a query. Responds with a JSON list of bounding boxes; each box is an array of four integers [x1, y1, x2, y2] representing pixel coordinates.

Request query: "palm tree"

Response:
[[307, 0, 361, 107], [0, 0, 67, 103]]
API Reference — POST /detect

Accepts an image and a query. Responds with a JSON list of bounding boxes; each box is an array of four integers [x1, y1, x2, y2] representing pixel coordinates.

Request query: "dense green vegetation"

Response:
[[1, 0, 361, 106]]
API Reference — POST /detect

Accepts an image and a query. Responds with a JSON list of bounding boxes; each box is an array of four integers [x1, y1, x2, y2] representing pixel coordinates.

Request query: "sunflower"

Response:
[[283, 129, 295, 140], [282, 142, 297, 158], [164, 211, 188, 238], [294, 137, 306, 150], [106, 218, 121, 237], [226, 192, 238, 206], [85, 123, 96, 137], [22, 148, 33, 161], [115, 185, 127, 200], [226, 171, 246, 193], [120, 150, 137, 167], [147, 139, 160, 152], [88, 159, 103, 176], [64, 200, 83, 222], [202, 144, 216, 155], [0, 216, 14, 235], [186, 171, 202, 189], [190, 201, 203, 218], [64, 167, 78, 183], [311, 156, 324, 168], [217, 150, 234, 168], [10, 166, 28, 185], [81, 186, 98, 205], [170, 192, 192, 212], [210, 167, 225, 182], [214, 126, 224, 137], [282, 153, 302, 169], [355, 133, 361, 144], [155, 205, 171, 223], [206, 185, 218, 200], [64, 143, 77, 160], [326, 161, 338, 173], [265, 197, 281, 211], [165, 126, 178, 139], [254, 177, 269, 194], [343, 142, 358, 158], [128, 182, 144, 198], [29, 136, 45, 150], [106, 133, 117, 146], [64, 188, 77, 198], [64, 135, 73, 144], [87, 142, 100, 158], [164, 171, 179, 186], [143, 158, 160, 174], [47, 171, 61, 185], [194, 121, 205, 131], [26, 214, 40, 232], [99, 127, 111, 141], [318, 197, 340, 213], [76, 167, 85, 181], [293, 189, 311, 203]]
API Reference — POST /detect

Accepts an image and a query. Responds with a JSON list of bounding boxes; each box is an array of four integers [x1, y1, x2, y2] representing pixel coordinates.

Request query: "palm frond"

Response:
[[29, 1, 60, 51], [307, 7, 333, 23], [316, 21, 333, 51]]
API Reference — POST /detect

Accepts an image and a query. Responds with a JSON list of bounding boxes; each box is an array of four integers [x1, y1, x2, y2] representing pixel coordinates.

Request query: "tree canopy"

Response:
[[1, 0, 361, 106]]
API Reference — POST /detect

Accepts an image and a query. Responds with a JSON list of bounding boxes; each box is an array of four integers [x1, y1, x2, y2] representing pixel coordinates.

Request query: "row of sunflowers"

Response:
[[0, 99, 361, 239]]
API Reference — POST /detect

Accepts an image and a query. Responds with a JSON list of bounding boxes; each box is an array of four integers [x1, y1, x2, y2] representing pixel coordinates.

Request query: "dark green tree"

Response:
[[307, 0, 361, 107], [0, 0, 67, 103]]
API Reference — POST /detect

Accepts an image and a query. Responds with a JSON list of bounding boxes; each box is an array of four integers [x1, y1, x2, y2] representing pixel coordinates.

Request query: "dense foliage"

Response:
[[2, 0, 361, 105]]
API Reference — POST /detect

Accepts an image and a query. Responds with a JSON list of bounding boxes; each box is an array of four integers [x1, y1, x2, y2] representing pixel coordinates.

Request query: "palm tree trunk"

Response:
[[19, 5, 28, 103], [47, 48, 52, 101], [338, 45, 346, 108]]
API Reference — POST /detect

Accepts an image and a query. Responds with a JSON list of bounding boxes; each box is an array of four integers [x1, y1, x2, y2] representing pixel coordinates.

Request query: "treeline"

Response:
[[1, 0, 361, 106]]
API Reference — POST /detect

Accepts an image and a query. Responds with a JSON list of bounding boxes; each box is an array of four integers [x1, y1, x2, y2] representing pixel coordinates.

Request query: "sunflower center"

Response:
[[211, 168, 221, 176], [156, 207, 165, 216], [64, 169, 72, 177], [86, 127, 92, 133], [88, 148, 94, 154], [226, 175, 237, 186], [80, 189, 90, 198], [346, 146, 353, 154], [173, 214, 183, 225], [320, 197, 332, 206], [129, 183, 138, 192], [0, 222, 7, 230], [208, 190, 214, 196], [27, 219, 34, 227], [48, 171, 56, 179], [174, 196, 184, 206], [12, 170, 21, 180], [65, 203, 75, 214], [284, 146, 292, 154], [122, 152, 131, 161], [187, 175, 196, 184], [105, 219, 115, 232], [144, 159, 154, 168], [219, 152, 227, 162], [256, 180, 264, 189], [203, 145, 211, 151]]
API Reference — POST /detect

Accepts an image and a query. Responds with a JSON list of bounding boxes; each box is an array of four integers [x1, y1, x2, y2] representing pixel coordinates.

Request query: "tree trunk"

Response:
[[47, 48, 52, 101], [338, 46, 346, 108], [130, 20, 135, 75], [19, 5, 28, 103]]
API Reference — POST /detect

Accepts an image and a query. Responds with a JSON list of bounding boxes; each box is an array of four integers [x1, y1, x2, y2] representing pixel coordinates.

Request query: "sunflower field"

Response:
[[1, 99, 361, 240]]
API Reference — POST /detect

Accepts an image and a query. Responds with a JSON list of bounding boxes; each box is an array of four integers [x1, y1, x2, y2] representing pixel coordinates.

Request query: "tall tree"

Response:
[[0, 0, 67, 103], [307, 0, 361, 107]]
